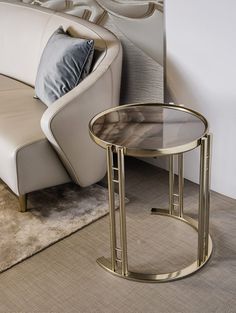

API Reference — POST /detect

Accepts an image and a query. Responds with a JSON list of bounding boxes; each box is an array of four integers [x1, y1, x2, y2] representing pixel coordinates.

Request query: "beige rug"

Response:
[[0, 181, 115, 273]]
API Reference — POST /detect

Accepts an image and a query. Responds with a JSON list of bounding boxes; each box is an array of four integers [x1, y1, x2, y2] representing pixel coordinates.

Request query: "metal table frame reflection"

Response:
[[89, 103, 213, 282]]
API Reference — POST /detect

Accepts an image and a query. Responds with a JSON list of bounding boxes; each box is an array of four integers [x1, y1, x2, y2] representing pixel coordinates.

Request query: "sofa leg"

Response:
[[19, 194, 27, 212]]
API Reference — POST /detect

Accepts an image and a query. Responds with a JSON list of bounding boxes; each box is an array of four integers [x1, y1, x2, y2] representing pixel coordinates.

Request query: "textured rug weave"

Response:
[[0, 181, 114, 273]]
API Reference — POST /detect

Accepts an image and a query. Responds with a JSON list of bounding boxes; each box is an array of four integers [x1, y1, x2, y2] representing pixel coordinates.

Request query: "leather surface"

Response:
[[39, 12, 122, 186], [0, 75, 70, 195], [0, 1, 122, 194], [41, 53, 122, 186], [97, 0, 152, 19], [41, 13, 122, 186], [25, 0, 159, 22], [0, 75, 29, 91], [18, 0, 163, 104], [0, 1, 51, 86]]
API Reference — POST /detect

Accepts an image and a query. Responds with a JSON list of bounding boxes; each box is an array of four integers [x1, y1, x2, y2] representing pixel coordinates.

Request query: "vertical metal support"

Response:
[[106, 145, 117, 271], [178, 154, 184, 218], [169, 155, 174, 215], [204, 134, 211, 258], [198, 135, 211, 266], [18, 194, 27, 212], [198, 138, 206, 265], [169, 154, 184, 217], [117, 147, 128, 276]]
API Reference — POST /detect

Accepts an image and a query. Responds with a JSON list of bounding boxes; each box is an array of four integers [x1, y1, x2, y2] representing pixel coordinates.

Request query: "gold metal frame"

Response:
[[89, 104, 212, 282], [89, 102, 208, 157]]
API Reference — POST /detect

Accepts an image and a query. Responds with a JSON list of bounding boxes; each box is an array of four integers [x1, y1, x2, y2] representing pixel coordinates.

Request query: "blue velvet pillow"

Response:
[[35, 26, 94, 106]]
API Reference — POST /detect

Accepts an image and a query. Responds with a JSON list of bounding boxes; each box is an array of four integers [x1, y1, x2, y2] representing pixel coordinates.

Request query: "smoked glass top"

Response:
[[89, 104, 208, 156]]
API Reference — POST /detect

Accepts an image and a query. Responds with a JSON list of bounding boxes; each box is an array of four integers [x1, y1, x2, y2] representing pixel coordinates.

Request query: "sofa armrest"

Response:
[[40, 49, 122, 187]]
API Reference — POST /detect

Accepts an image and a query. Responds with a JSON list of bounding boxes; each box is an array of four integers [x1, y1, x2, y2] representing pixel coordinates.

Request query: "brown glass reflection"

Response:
[[92, 105, 206, 150]]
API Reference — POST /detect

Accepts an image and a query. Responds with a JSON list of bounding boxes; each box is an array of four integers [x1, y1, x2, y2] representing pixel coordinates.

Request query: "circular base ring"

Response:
[[97, 209, 213, 283]]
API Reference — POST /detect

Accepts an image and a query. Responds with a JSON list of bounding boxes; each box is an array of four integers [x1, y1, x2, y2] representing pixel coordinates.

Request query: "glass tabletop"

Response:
[[89, 103, 208, 157]]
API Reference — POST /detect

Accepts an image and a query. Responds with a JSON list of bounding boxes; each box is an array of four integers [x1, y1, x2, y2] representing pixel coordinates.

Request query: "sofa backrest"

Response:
[[0, 1, 122, 187], [0, 0, 115, 87]]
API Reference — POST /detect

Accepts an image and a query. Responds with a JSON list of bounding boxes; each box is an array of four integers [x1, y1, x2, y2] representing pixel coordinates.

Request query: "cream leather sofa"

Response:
[[0, 0, 122, 211], [25, 0, 163, 105]]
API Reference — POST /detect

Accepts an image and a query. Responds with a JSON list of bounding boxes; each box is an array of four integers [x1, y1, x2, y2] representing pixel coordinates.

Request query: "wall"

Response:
[[165, 0, 236, 198]]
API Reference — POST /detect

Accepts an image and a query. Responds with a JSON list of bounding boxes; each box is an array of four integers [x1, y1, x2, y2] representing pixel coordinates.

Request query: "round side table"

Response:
[[89, 103, 213, 282]]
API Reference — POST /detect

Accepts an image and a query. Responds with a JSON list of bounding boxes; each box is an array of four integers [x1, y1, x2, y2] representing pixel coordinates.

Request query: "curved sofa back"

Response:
[[0, 0, 119, 87], [0, 0, 122, 188]]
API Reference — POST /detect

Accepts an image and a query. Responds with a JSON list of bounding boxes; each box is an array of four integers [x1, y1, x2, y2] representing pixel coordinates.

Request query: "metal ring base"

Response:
[[97, 209, 213, 283]]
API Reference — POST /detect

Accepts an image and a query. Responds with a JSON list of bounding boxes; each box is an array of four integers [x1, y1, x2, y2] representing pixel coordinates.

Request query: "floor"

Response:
[[0, 158, 235, 313]]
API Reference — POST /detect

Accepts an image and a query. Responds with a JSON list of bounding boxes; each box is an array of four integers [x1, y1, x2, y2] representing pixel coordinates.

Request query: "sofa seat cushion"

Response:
[[0, 75, 70, 195], [0, 74, 30, 92]]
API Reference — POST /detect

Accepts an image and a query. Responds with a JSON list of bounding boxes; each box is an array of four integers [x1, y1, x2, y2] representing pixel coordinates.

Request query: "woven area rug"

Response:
[[0, 181, 115, 273]]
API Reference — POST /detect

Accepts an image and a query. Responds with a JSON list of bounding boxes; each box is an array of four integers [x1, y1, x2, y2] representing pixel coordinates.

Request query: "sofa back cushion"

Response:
[[0, 2, 51, 86], [0, 1, 107, 87]]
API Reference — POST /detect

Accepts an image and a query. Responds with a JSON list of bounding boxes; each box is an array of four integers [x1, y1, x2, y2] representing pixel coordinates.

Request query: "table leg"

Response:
[[117, 147, 128, 276], [169, 155, 175, 215], [198, 134, 211, 266], [204, 134, 211, 258], [153, 154, 184, 217], [178, 154, 184, 218], [106, 145, 117, 271], [97, 141, 212, 282], [97, 146, 128, 276]]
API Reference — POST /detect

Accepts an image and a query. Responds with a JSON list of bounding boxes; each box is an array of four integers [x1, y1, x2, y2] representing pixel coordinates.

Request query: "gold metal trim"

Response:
[[89, 103, 209, 157], [90, 105, 212, 283], [106, 145, 117, 271], [198, 134, 211, 265], [97, 209, 213, 283], [169, 155, 174, 215], [178, 153, 184, 217], [117, 147, 128, 275], [168, 153, 184, 217]]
